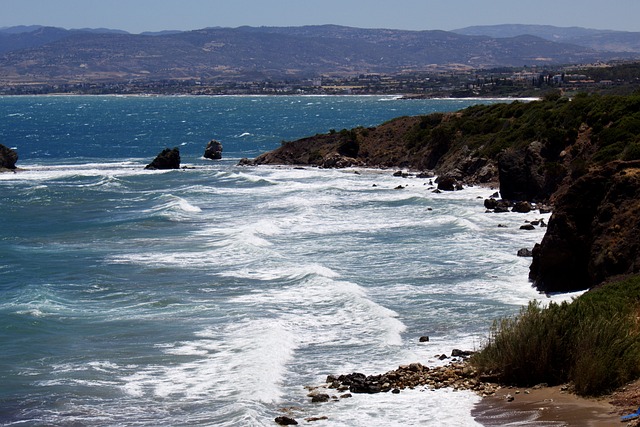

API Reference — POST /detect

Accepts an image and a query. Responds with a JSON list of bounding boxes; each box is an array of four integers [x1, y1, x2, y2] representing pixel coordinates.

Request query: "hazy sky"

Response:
[[2, 0, 640, 33]]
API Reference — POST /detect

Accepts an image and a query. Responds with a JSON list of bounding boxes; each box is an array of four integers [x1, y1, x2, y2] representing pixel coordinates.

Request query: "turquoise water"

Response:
[[0, 96, 564, 426]]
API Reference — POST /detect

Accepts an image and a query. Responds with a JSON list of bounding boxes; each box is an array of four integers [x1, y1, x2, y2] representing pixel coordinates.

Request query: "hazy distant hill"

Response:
[[454, 24, 640, 53], [0, 25, 636, 85], [0, 26, 129, 54]]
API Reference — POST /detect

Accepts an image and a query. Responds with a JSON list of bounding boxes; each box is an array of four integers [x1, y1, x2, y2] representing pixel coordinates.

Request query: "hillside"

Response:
[[240, 92, 640, 294], [0, 25, 629, 86], [454, 24, 640, 53]]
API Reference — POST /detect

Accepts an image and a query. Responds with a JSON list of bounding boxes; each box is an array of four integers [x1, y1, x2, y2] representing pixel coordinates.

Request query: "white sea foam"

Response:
[[122, 317, 298, 404], [0, 161, 147, 182]]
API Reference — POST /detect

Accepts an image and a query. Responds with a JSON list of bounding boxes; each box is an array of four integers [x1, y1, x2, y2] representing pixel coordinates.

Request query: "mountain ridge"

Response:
[[454, 24, 640, 53], [1, 24, 637, 86]]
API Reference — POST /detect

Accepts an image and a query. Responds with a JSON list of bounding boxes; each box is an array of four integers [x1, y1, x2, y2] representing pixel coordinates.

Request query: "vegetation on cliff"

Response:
[[245, 91, 640, 196]]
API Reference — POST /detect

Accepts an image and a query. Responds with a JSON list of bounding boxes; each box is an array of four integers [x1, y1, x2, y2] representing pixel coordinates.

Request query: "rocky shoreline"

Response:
[[276, 355, 502, 426], [276, 356, 632, 426]]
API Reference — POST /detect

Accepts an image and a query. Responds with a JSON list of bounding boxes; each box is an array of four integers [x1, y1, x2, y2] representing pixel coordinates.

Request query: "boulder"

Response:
[[275, 416, 298, 425], [310, 394, 330, 403], [451, 349, 474, 358], [416, 171, 435, 179], [512, 201, 533, 213], [517, 248, 534, 257], [203, 139, 223, 160], [484, 198, 499, 210], [530, 161, 640, 293], [493, 200, 512, 213], [436, 176, 462, 191], [0, 144, 18, 170], [320, 153, 357, 168], [145, 147, 180, 170]]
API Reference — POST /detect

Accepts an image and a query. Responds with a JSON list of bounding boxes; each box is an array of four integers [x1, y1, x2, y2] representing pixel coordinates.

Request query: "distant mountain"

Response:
[[0, 25, 46, 34], [140, 30, 184, 36], [0, 26, 73, 54], [0, 25, 635, 85], [454, 24, 640, 53], [69, 27, 129, 35], [0, 26, 130, 54]]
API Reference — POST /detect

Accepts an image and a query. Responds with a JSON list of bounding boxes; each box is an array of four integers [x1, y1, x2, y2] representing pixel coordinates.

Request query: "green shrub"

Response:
[[471, 275, 640, 396], [623, 142, 640, 161]]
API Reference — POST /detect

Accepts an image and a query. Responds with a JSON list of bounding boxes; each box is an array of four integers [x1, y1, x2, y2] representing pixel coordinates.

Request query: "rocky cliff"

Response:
[[240, 115, 498, 185], [240, 93, 640, 293], [530, 161, 640, 292]]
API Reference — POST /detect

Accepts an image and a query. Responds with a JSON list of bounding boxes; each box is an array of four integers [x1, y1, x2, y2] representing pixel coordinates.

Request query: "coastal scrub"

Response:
[[471, 275, 640, 395]]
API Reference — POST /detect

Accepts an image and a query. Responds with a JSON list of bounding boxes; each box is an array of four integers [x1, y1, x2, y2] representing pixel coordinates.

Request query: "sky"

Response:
[[2, 0, 640, 33]]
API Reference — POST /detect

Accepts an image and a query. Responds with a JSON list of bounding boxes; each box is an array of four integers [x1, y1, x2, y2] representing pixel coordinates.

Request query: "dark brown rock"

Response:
[[512, 201, 533, 213], [493, 200, 512, 213], [203, 139, 223, 160], [436, 176, 461, 191], [305, 416, 328, 422], [275, 416, 298, 425], [451, 349, 474, 358], [530, 161, 640, 293], [497, 142, 545, 202], [484, 198, 499, 210], [310, 393, 330, 403], [0, 144, 18, 170], [517, 248, 534, 257], [145, 147, 180, 170]]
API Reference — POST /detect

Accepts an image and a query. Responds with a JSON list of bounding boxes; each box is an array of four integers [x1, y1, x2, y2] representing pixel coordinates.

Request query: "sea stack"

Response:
[[145, 147, 181, 170], [0, 144, 18, 171], [203, 139, 223, 160]]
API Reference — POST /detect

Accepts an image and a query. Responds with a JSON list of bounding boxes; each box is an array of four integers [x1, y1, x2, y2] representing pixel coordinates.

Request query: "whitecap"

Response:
[[121, 317, 298, 404]]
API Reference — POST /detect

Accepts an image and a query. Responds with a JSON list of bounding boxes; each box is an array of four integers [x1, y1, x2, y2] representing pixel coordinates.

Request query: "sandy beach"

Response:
[[472, 385, 621, 426]]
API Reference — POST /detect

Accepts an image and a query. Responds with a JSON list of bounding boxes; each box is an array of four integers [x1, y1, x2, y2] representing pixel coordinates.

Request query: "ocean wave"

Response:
[[122, 317, 298, 404]]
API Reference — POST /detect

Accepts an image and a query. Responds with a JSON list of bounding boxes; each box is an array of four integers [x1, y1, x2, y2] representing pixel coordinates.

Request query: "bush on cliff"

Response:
[[471, 275, 640, 395]]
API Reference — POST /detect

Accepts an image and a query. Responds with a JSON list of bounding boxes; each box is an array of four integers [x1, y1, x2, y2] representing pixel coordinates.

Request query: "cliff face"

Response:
[[241, 94, 640, 293], [530, 161, 640, 292], [240, 115, 500, 185]]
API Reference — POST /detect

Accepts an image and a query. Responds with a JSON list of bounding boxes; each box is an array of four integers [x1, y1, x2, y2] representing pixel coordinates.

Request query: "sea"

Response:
[[0, 95, 577, 426]]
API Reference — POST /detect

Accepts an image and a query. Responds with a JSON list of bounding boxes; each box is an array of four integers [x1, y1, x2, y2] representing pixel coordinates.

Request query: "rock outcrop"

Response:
[[0, 144, 18, 170], [320, 359, 500, 398], [238, 116, 499, 185], [530, 161, 640, 293], [203, 139, 223, 160], [497, 143, 546, 202], [238, 96, 640, 294], [145, 147, 180, 170]]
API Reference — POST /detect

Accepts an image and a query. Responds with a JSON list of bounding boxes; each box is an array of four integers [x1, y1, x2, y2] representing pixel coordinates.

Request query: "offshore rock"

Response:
[[275, 416, 298, 425], [203, 139, 223, 160], [145, 147, 180, 170], [517, 248, 534, 257], [0, 144, 18, 170], [530, 161, 640, 293]]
